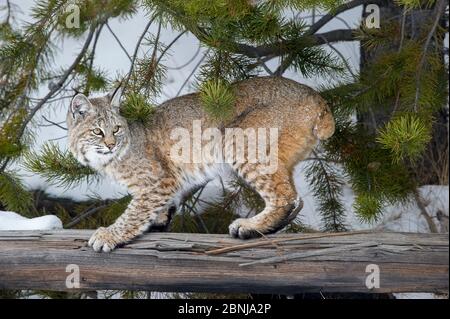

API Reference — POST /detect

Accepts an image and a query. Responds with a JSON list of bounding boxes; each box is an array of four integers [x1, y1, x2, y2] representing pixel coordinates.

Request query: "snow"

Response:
[[298, 183, 449, 234], [0, 211, 63, 231], [394, 293, 448, 299]]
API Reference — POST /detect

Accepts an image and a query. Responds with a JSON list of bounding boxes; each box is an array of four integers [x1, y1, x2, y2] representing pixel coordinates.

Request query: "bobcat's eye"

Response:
[[93, 128, 103, 136], [113, 125, 121, 134]]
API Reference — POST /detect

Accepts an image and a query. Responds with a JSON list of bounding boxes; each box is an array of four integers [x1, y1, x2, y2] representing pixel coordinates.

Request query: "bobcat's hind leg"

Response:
[[229, 165, 302, 239]]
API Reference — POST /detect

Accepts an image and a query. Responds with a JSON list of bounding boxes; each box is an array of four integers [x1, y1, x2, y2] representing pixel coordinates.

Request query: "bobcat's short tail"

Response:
[[313, 105, 335, 140]]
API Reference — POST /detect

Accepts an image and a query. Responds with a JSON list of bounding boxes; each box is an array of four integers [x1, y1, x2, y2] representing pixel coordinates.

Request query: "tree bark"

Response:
[[0, 230, 448, 294]]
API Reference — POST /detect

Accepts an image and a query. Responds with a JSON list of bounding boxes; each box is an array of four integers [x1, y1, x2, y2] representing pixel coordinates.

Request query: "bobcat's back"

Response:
[[147, 76, 334, 151]]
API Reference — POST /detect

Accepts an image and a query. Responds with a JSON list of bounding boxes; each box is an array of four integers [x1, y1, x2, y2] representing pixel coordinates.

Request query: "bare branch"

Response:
[[106, 22, 132, 62], [65, 203, 111, 228], [123, 14, 159, 93], [307, 0, 384, 35], [176, 50, 209, 96], [5, 0, 11, 24], [40, 115, 67, 131], [167, 41, 201, 70], [316, 34, 357, 79], [155, 30, 188, 67], [233, 29, 355, 60]]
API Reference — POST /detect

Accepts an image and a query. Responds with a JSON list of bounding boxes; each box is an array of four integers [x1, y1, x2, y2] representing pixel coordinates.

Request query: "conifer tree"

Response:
[[0, 0, 448, 233]]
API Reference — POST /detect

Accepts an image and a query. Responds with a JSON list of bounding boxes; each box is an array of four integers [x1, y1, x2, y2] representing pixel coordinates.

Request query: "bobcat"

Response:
[[67, 77, 335, 252]]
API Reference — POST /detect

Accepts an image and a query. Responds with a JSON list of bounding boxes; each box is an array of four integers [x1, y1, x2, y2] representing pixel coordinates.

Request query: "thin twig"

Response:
[[47, 135, 67, 141], [257, 57, 274, 75], [106, 22, 132, 62], [167, 41, 201, 70], [176, 50, 209, 96], [206, 230, 373, 255], [5, 0, 11, 24], [307, 0, 384, 35], [317, 34, 357, 79], [65, 203, 110, 228], [155, 30, 188, 67], [123, 14, 158, 92], [414, 190, 438, 233], [87, 23, 105, 84], [41, 115, 67, 130]]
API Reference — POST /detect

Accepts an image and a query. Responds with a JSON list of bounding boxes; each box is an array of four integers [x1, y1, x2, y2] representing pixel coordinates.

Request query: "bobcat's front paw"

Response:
[[88, 227, 120, 253], [229, 218, 262, 239]]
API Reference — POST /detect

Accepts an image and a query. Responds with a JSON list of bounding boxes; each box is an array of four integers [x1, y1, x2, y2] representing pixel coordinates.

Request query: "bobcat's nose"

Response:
[[106, 142, 116, 150], [104, 137, 116, 150]]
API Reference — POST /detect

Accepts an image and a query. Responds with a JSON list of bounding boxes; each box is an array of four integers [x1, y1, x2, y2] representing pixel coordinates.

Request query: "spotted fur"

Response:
[[66, 77, 335, 252]]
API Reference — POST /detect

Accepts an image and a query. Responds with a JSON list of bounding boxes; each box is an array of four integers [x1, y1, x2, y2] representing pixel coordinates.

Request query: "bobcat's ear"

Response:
[[108, 84, 123, 111], [71, 94, 92, 117]]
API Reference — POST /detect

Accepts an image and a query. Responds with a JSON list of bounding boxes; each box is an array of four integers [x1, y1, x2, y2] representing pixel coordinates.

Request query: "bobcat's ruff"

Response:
[[67, 77, 335, 252]]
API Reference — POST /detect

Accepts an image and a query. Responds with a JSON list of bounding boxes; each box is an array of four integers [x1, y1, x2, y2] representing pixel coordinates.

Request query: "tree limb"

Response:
[[231, 29, 355, 59], [307, 0, 385, 35]]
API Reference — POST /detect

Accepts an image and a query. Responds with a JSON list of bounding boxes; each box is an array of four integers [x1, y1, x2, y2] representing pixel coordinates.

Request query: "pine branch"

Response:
[[23, 143, 98, 188], [214, 29, 355, 59], [413, 0, 447, 111], [0, 171, 34, 214], [0, 24, 98, 174]]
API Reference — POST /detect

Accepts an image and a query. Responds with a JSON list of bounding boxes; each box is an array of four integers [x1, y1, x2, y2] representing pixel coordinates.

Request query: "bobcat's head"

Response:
[[66, 87, 130, 169]]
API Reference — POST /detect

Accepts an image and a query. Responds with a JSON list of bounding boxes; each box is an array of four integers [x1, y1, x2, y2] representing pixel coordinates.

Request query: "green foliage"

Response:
[[323, 119, 416, 221], [56, 0, 138, 37], [353, 192, 384, 223], [199, 79, 235, 121], [290, 44, 343, 78], [356, 31, 448, 116], [199, 50, 255, 83], [145, 0, 343, 78], [318, 16, 448, 224], [23, 143, 97, 188], [120, 92, 156, 123], [377, 114, 432, 163], [75, 59, 110, 94], [0, 171, 34, 215], [265, 0, 345, 11], [305, 155, 347, 232], [131, 56, 167, 97], [396, 0, 436, 9], [0, 109, 27, 158], [126, 34, 168, 98]]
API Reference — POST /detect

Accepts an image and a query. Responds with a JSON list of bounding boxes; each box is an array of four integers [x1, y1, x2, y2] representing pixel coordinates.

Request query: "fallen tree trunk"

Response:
[[0, 230, 448, 294]]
